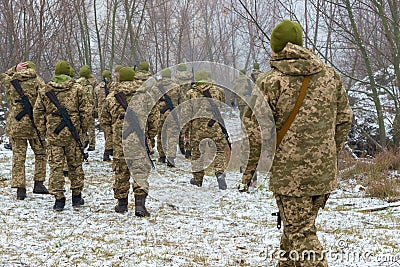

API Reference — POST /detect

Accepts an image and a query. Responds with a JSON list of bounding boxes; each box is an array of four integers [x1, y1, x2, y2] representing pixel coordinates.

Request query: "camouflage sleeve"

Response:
[[335, 73, 353, 153], [241, 101, 262, 186], [33, 92, 47, 138], [100, 96, 113, 142], [146, 102, 159, 140], [77, 85, 91, 134], [93, 85, 101, 115]]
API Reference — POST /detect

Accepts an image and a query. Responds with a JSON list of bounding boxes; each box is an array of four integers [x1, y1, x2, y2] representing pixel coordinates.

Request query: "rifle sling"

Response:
[[276, 75, 311, 149]]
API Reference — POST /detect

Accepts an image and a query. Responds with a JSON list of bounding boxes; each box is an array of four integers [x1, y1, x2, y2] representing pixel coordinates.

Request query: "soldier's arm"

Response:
[[334, 72, 353, 153], [33, 92, 47, 138], [100, 96, 113, 139], [77, 85, 91, 134]]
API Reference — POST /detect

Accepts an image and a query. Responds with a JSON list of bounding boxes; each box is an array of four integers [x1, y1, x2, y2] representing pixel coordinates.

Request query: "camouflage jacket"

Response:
[[231, 74, 251, 106], [175, 70, 192, 94], [250, 69, 262, 82], [101, 81, 158, 159], [76, 77, 95, 107], [134, 72, 151, 87], [8, 68, 46, 139], [182, 83, 226, 137], [155, 78, 182, 115], [33, 75, 92, 146], [243, 43, 353, 196]]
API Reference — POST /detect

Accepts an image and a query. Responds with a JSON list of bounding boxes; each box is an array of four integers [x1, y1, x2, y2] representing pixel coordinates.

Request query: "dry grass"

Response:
[[339, 148, 400, 201]]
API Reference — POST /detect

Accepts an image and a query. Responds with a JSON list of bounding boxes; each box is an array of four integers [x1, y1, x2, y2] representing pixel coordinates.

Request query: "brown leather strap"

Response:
[[276, 75, 311, 149]]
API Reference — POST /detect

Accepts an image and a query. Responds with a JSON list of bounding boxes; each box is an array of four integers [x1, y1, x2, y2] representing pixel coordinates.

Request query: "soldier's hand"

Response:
[[16, 62, 28, 71]]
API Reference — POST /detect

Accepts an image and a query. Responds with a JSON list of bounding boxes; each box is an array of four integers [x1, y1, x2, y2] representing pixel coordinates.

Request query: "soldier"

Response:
[[77, 65, 96, 151], [182, 70, 228, 190], [101, 67, 157, 216], [174, 63, 193, 157], [135, 61, 159, 155], [240, 20, 352, 266], [250, 62, 262, 82], [0, 68, 15, 150], [7, 61, 49, 200], [34, 60, 91, 211], [95, 70, 113, 161], [155, 68, 182, 167]]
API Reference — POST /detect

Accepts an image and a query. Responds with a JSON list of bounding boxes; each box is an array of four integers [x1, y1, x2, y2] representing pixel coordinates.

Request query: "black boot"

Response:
[[4, 143, 12, 150], [185, 150, 191, 159], [63, 170, 69, 177], [190, 178, 203, 187], [115, 197, 128, 213], [167, 158, 175, 167], [134, 194, 150, 217], [53, 197, 66, 211], [103, 149, 112, 161], [158, 156, 166, 163], [216, 173, 227, 190], [33, 181, 49, 194], [17, 187, 26, 200], [72, 193, 85, 207]]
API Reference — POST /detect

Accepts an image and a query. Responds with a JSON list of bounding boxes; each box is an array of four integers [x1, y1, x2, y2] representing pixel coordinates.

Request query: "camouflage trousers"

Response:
[[157, 111, 178, 159], [11, 138, 46, 188], [85, 116, 96, 149], [112, 158, 150, 199], [190, 124, 227, 181], [275, 194, 329, 267], [104, 126, 113, 151], [47, 143, 85, 200]]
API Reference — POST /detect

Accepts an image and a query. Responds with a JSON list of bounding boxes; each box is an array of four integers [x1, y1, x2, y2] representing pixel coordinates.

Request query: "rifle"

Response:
[[10, 79, 44, 147], [202, 88, 231, 150], [157, 83, 180, 130], [45, 89, 88, 161], [103, 78, 109, 96], [114, 91, 155, 168]]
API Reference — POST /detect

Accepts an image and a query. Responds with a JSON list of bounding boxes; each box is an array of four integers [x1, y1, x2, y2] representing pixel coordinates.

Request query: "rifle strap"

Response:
[[276, 75, 311, 149]]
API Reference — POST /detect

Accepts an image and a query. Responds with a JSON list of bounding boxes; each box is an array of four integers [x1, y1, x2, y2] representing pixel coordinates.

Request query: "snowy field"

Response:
[[1, 112, 400, 267]]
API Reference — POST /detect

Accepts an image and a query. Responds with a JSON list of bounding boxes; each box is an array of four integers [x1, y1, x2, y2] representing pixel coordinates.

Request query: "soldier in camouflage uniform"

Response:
[[0, 67, 16, 150], [250, 62, 262, 82], [7, 61, 49, 200], [182, 70, 228, 190], [95, 70, 113, 161], [34, 61, 91, 211], [135, 61, 159, 155], [155, 68, 182, 167], [101, 67, 157, 216], [240, 20, 352, 266], [77, 65, 96, 151], [174, 63, 193, 157]]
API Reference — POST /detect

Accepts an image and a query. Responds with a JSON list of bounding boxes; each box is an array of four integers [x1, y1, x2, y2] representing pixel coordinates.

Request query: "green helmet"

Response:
[[139, 61, 149, 72], [253, 62, 260, 70], [79, 65, 91, 79], [26, 61, 36, 70], [270, 20, 303, 53], [55, 61, 71, 76], [194, 70, 211, 82], [161, 68, 171, 78], [119, 67, 135, 82], [114, 65, 123, 73], [177, 63, 187, 71], [102, 70, 112, 80]]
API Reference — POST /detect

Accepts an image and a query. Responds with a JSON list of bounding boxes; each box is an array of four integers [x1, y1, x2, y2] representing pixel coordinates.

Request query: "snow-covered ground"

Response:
[[1, 114, 400, 267]]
